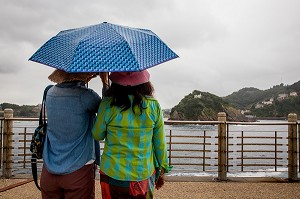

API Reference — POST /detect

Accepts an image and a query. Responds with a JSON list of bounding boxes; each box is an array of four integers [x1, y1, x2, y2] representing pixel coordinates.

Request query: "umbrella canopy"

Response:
[[29, 22, 178, 72]]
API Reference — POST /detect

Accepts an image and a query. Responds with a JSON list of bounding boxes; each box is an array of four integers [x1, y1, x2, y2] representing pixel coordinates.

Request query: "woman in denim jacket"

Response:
[[40, 69, 108, 199]]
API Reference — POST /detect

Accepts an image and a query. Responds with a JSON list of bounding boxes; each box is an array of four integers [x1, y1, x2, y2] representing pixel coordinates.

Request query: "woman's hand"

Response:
[[99, 72, 109, 86], [155, 169, 165, 190]]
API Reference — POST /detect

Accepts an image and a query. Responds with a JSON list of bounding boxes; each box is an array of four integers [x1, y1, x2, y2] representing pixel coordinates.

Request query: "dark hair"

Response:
[[106, 82, 154, 114]]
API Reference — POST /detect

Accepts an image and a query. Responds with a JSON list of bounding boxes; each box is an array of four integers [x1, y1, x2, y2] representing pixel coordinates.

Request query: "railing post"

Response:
[[288, 113, 297, 181], [218, 112, 227, 181], [3, 109, 13, 178], [3, 108, 13, 178], [0, 114, 3, 169]]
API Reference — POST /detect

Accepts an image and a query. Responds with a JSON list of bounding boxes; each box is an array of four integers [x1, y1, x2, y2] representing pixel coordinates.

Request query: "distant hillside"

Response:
[[223, 81, 300, 118], [170, 80, 300, 121], [169, 90, 245, 121], [0, 103, 40, 118], [249, 96, 300, 118], [2, 80, 300, 119], [287, 80, 300, 93], [223, 84, 286, 109]]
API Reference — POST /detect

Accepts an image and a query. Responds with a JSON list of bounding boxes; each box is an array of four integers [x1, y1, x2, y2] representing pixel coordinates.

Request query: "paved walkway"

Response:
[[1, 177, 300, 199]]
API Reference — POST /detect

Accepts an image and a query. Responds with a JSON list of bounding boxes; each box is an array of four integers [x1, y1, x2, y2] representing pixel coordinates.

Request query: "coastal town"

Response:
[[254, 91, 298, 109]]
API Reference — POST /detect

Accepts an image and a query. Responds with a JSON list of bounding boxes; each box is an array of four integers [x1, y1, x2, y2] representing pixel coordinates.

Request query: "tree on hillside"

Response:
[[0, 103, 40, 117]]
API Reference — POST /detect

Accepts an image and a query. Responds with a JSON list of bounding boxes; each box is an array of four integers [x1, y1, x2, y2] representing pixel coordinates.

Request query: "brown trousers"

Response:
[[40, 164, 95, 199]]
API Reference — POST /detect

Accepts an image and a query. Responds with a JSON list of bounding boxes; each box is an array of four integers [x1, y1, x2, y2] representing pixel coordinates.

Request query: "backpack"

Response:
[[30, 85, 53, 191]]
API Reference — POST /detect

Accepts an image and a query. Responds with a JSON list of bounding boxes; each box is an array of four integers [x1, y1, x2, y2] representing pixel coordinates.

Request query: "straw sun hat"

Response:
[[48, 69, 97, 84]]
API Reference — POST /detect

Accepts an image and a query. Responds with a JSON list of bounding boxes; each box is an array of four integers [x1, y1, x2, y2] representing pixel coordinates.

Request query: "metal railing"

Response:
[[225, 121, 291, 178], [0, 109, 299, 181], [164, 121, 220, 173]]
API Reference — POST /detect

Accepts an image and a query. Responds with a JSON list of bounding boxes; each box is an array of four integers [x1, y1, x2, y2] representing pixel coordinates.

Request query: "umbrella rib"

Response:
[[105, 23, 142, 71]]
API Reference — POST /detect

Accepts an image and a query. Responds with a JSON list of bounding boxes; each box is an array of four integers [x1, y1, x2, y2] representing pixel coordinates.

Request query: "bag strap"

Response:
[[32, 85, 53, 191], [39, 85, 53, 126], [31, 153, 41, 190]]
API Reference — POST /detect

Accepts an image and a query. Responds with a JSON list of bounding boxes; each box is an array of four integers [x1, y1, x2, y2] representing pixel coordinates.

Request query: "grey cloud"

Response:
[[0, 46, 24, 74], [1, 0, 300, 109], [148, 2, 229, 50]]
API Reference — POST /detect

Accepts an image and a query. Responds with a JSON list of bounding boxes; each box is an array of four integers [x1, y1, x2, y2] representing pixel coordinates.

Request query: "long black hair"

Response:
[[106, 82, 154, 114]]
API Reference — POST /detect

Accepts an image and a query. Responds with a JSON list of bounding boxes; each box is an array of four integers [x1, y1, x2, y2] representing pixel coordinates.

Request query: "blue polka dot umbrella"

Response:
[[29, 22, 179, 72]]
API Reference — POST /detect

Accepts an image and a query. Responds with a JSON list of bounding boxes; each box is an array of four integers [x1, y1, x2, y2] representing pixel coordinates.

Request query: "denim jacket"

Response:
[[43, 81, 101, 175]]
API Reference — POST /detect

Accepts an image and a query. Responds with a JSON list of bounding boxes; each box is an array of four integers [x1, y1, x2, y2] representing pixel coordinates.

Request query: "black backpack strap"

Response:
[[32, 85, 53, 191], [41, 85, 53, 125], [31, 153, 41, 191]]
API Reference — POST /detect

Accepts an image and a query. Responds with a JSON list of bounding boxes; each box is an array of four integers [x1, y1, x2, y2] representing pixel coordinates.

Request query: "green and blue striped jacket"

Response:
[[92, 95, 171, 181]]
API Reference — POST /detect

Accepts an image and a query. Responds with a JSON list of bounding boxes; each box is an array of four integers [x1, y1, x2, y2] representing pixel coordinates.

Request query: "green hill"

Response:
[[170, 81, 300, 121], [223, 84, 286, 109], [249, 96, 300, 118], [223, 81, 300, 118], [169, 90, 245, 121], [2, 80, 300, 119], [287, 80, 300, 93], [0, 103, 40, 118]]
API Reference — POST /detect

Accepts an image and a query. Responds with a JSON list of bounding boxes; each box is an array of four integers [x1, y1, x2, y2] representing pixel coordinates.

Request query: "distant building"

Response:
[[255, 103, 264, 109], [290, 92, 298, 97], [241, 109, 250, 115], [262, 97, 274, 105], [194, 94, 202, 99], [277, 94, 288, 101]]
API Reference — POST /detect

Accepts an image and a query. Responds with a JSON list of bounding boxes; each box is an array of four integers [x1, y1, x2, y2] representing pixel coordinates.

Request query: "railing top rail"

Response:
[[2, 117, 39, 121], [164, 120, 221, 125], [226, 121, 297, 125], [1, 118, 298, 125], [164, 120, 298, 125]]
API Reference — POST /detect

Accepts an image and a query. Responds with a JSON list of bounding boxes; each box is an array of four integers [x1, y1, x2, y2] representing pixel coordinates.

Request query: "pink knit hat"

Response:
[[109, 70, 150, 86]]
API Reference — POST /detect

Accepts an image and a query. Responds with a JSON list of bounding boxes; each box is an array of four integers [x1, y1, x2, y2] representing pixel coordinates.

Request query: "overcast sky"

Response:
[[1, 0, 300, 109]]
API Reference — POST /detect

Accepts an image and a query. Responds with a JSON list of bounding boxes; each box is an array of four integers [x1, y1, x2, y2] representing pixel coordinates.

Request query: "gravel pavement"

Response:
[[1, 178, 300, 199]]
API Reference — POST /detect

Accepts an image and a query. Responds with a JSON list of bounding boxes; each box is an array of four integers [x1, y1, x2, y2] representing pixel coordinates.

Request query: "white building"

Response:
[[290, 92, 298, 97], [255, 103, 264, 109], [277, 94, 288, 101], [241, 109, 250, 115], [262, 97, 274, 105], [194, 94, 202, 99]]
